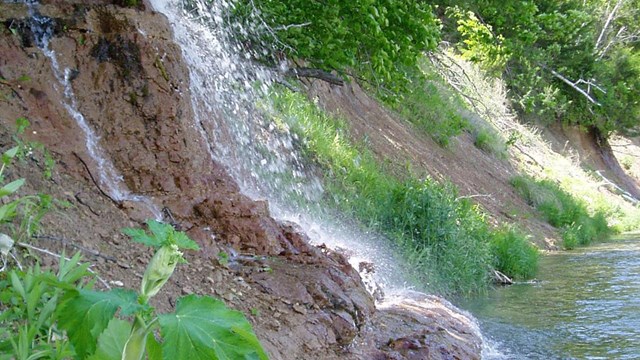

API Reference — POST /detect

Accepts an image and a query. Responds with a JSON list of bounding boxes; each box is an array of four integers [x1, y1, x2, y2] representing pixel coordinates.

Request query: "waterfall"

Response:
[[25, 2, 163, 220], [148, 0, 414, 295]]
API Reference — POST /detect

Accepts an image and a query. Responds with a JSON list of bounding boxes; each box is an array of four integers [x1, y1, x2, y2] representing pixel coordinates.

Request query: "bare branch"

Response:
[[546, 67, 602, 106], [595, 0, 624, 50], [274, 22, 312, 31], [287, 67, 345, 86]]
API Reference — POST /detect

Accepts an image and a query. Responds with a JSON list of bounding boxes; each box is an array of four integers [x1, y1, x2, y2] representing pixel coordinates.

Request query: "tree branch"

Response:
[[287, 67, 344, 86], [546, 67, 602, 106], [595, 0, 624, 50]]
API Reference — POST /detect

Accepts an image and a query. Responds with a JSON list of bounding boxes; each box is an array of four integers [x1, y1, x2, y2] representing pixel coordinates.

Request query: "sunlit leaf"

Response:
[[87, 318, 131, 360], [159, 295, 268, 360], [0, 178, 25, 198]]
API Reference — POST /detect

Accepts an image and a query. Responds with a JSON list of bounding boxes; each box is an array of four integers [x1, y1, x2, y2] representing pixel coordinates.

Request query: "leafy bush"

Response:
[[473, 126, 507, 158], [435, 0, 640, 137], [511, 175, 611, 248], [220, 0, 440, 91], [0, 254, 87, 359], [490, 226, 539, 279]]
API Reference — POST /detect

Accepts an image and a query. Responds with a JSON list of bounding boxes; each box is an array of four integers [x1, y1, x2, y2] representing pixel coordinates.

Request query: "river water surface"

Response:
[[461, 234, 640, 359]]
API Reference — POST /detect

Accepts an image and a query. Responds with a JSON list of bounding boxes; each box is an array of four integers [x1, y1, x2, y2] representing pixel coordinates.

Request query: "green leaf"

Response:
[[146, 333, 163, 360], [0, 178, 25, 198], [122, 227, 158, 248], [2, 146, 19, 165], [172, 231, 200, 251], [146, 220, 170, 245], [0, 201, 19, 222], [159, 295, 268, 360], [57, 289, 143, 359], [87, 318, 132, 360]]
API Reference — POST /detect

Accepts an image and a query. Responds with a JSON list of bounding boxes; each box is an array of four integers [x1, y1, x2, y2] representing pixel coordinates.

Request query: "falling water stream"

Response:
[[147, 0, 415, 293], [146, 0, 507, 356], [25, 1, 163, 220]]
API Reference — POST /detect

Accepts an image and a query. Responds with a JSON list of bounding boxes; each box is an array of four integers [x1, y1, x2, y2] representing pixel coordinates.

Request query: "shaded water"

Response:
[[463, 234, 640, 359]]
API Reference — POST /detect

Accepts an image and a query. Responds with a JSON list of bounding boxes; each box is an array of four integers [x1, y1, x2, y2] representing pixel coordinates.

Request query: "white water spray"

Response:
[[149, 0, 412, 294], [26, 3, 162, 220], [148, 0, 503, 356]]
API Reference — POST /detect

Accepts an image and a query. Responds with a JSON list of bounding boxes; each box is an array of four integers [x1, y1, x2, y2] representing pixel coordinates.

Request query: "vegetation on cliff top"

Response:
[[229, 0, 640, 137]]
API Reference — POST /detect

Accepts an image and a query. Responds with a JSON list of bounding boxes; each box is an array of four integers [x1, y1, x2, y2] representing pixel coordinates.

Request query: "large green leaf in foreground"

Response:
[[158, 295, 268, 360], [87, 318, 131, 360], [57, 289, 142, 359]]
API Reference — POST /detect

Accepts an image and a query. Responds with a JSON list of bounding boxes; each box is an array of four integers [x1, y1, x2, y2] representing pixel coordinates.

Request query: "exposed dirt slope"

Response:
[[309, 80, 558, 248], [0, 2, 481, 359]]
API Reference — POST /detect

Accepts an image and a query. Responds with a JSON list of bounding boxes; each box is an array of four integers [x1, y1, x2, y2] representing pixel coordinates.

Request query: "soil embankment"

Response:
[[0, 2, 481, 359]]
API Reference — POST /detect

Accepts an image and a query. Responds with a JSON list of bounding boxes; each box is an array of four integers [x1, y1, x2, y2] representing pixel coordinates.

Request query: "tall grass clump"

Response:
[[391, 64, 469, 147], [511, 175, 611, 249], [490, 226, 539, 280], [268, 87, 537, 295]]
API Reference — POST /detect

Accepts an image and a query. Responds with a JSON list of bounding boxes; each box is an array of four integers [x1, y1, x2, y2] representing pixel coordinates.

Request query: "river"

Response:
[[461, 234, 640, 359]]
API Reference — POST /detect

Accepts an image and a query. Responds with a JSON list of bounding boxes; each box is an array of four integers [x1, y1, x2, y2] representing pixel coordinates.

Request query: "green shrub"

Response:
[[511, 175, 611, 248], [473, 126, 507, 158], [562, 224, 580, 250], [0, 221, 268, 360], [490, 226, 539, 279], [392, 64, 469, 147]]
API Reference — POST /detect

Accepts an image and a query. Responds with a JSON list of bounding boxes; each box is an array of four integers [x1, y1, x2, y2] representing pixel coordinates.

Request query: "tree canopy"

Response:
[[192, 0, 640, 137]]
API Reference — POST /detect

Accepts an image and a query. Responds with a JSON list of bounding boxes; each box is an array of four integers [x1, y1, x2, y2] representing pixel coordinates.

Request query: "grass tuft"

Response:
[[490, 226, 539, 279], [511, 175, 611, 248]]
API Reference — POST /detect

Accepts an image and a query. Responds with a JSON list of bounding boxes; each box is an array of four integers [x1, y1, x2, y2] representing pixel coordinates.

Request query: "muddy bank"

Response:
[[0, 2, 481, 359]]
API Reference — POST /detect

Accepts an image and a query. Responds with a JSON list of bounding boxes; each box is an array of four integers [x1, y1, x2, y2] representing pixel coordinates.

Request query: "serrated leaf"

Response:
[[0, 178, 25, 198], [122, 227, 159, 248], [172, 231, 200, 251], [57, 289, 143, 359], [159, 295, 268, 360], [87, 318, 131, 360], [146, 220, 170, 245]]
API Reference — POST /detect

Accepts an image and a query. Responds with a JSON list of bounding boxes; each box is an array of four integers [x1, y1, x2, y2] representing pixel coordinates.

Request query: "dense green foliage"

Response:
[[511, 175, 611, 249], [226, 0, 440, 91], [435, 0, 640, 136], [268, 87, 539, 295], [0, 254, 88, 359]]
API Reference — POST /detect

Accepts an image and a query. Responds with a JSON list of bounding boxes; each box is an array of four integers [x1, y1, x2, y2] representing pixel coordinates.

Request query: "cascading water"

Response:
[[149, 0, 409, 292], [25, 1, 162, 220], [150, 0, 503, 356]]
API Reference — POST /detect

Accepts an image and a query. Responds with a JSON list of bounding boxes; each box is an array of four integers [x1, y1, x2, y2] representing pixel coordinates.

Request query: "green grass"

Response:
[[268, 87, 539, 295], [511, 175, 611, 249], [473, 126, 508, 158], [490, 226, 539, 279], [390, 64, 470, 147]]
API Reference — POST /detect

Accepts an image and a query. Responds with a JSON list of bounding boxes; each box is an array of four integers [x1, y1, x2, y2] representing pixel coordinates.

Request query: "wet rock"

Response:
[[355, 291, 483, 360]]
